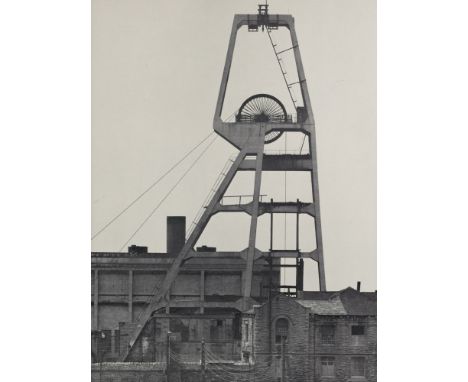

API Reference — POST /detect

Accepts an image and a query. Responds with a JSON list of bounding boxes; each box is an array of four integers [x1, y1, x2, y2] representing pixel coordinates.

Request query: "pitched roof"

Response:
[[336, 287, 377, 315], [296, 298, 347, 315], [297, 287, 377, 316]]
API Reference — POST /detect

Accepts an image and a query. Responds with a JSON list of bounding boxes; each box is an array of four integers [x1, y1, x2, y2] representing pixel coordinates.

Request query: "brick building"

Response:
[[92, 263, 377, 382], [245, 288, 377, 382]]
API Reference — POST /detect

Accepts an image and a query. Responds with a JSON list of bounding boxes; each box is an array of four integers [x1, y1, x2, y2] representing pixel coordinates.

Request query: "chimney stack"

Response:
[[356, 281, 361, 292], [166, 216, 186, 254]]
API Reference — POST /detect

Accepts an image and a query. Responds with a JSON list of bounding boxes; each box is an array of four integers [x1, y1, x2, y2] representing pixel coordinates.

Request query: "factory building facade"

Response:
[[92, 278, 376, 382], [91, 218, 376, 382]]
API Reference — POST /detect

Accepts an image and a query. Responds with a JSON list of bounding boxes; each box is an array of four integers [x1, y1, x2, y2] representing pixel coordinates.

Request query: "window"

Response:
[[351, 357, 365, 377], [275, 318, 289, 344], [351, 325, 365, 335], [170, 318, 190, 341], [321, 356, 335, 377], [209, 319, 225, 341], [351, 325, 366, 345], [320, 325, 335, 345], [244, 322, 249, 341]]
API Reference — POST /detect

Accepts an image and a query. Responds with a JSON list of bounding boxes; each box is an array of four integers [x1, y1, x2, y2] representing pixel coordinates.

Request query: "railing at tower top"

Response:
[[235, 114, 294, 124], [220, 194, 267, 206], [223, 109, 297, 123], [263, 149, 307, 156], [186, 156, 236, 238]]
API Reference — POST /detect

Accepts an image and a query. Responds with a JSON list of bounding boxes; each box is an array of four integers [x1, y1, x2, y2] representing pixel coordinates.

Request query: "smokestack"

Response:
[[356, 281, 361, 292], [167, 216, 186, 254]]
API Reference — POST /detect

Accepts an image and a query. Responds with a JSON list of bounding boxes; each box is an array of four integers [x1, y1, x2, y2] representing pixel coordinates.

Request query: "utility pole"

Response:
[[201, 338, 206, 382], [281, 336, 286, 382]]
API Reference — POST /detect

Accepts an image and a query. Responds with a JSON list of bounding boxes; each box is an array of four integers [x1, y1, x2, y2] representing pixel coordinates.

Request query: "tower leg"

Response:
[[243, 128, 265, 299]]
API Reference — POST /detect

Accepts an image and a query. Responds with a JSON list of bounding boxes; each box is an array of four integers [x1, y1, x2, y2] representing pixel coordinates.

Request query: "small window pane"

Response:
[[320, 325, 335, 344], [351, 325, 365, 335], [351, 357, 365, 376]]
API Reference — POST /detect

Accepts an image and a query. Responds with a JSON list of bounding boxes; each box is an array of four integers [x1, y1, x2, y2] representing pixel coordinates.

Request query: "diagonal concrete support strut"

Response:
[[119, 146, 249, 361], [243, 128, 265, 300]]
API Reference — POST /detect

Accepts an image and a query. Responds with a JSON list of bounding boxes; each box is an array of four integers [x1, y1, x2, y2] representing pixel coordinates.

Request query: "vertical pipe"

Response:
[[296, 200, 304, 292], [296, 199, 300, 251], [270, 198, 274, 251], [281, 336, 286, 382]]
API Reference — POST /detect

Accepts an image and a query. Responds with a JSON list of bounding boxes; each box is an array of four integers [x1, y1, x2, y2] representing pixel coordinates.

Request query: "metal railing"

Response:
[[223, 109, 297, 123], [235, 114, 294, 123], [220, 194, 267, 206], [263, 149, 305, 155]]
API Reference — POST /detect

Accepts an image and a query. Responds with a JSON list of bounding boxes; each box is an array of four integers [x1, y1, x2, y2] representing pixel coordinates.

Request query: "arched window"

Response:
[[275, 318, 289, 344]]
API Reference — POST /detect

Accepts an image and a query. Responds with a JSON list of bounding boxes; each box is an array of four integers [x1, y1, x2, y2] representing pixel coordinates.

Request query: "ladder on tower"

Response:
[[266, 28, 306, 112], [186, 156, 235, 237]]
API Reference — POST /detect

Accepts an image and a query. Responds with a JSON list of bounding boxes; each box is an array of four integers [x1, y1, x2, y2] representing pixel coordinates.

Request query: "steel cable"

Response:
[[91, 131, 214, 240], [118, 135, 218, 251]]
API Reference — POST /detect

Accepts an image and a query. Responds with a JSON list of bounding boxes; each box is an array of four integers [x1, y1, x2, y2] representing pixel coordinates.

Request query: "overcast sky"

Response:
[[92, 0, 376, 291]]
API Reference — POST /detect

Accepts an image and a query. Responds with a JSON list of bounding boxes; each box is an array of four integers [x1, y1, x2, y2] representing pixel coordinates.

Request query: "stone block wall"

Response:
[[312, 315, 377, 382], [252, 293, 312, 381]]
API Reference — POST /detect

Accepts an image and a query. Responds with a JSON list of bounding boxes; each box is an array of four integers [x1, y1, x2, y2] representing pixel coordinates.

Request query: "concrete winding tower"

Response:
[[120, 4, 326, 361]]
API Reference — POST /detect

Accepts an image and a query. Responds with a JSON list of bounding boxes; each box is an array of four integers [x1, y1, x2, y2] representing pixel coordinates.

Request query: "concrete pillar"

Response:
[[200, 270, 205, 314], [93, 269, 99, 330], [128, 270, 133, 322], [111, 329, 116, 354]]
